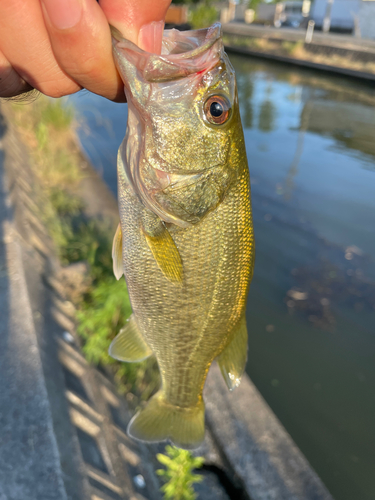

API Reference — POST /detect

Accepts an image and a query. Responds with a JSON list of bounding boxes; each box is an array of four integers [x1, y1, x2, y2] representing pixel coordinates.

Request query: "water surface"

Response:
[[67, 56, 375, 500]]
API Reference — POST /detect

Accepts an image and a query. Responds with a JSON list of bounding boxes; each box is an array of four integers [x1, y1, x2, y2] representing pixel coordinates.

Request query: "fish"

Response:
[[109, 23, 255, 449]]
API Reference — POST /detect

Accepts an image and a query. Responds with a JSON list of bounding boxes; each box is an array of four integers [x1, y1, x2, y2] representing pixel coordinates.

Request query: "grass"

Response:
[[40, 99, 74, 130], [11, 98, 82, 190], [77, 276, 160, 397], [281, 40, 304, 57], [189, 1, 218, 29]]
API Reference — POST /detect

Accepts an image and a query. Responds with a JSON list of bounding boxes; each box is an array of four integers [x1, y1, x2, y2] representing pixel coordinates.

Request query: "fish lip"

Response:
[[112, 23, 221, 57], [112, 23, 223, 82]]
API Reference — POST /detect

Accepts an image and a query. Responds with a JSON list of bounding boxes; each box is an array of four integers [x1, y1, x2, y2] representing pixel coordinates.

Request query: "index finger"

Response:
[[40, 0, 125, 101]]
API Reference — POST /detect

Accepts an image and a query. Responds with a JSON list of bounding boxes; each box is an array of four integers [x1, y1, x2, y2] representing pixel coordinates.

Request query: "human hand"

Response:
[[0, 0, 171, 101]]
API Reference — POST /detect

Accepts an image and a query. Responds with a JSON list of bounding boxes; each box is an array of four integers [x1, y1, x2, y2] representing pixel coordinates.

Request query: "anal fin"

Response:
[[217, 315, 248, 391], [109, 314, 152, 362], [142, 212, 183, 284], [112, 223, 123, 280]]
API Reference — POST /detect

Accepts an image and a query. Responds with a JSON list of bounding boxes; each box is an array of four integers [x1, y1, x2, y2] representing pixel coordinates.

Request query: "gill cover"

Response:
[[112, 24, 237, 227]]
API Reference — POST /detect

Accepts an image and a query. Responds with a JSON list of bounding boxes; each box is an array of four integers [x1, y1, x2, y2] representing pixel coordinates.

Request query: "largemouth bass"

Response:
[[110, 23, 255, 449]]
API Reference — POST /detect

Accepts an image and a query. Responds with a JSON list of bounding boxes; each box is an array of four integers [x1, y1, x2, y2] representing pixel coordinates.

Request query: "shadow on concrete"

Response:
[[0, 107, 68, 500], [0, 109, 12, 499]]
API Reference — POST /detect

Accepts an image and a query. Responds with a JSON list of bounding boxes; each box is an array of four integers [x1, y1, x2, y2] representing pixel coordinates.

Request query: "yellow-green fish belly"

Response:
[[119, 164, 254, 409]]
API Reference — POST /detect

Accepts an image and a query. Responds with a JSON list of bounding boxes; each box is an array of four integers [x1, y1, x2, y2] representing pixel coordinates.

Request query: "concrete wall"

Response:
[[358, 0, 375, 38], [311, 0, 360, 30]]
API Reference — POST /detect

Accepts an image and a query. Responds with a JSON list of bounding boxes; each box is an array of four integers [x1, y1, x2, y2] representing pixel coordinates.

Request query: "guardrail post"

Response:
[[305, 20, 315, 43]]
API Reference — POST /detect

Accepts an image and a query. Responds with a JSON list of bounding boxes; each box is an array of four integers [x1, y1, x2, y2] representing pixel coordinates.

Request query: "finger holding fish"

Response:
[[40, 0, 124, 101], [100, 0, 171, 53], [0, 0, 80, 98], [0, 0, 172, 100], [0, 49, 33, 98]]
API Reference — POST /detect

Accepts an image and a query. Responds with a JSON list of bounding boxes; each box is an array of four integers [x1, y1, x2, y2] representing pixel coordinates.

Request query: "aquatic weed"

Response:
[[157, 445, 204, 500]]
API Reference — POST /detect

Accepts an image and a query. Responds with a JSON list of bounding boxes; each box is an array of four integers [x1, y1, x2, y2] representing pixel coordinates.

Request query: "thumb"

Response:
[[99, 0, 171, 53]]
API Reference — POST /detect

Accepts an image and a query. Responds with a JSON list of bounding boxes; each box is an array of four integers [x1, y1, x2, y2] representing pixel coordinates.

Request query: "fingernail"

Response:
[[41, 0, 82, 30], [138, 21, 164, 54]]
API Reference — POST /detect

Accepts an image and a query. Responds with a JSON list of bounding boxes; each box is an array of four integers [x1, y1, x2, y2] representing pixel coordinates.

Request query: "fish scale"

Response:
[[110, 23, 255, 449]]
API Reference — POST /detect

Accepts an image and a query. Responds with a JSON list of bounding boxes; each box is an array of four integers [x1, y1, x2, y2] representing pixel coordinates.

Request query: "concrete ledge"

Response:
[[0, 104, 162, 500], [225, 44, 375, 83], [205, 364, 334, 500], [223, 23, 375, 53], [0, 122, 68, 499]]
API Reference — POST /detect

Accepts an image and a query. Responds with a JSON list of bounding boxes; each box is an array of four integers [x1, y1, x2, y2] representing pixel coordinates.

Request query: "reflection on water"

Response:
[[68, 56, 375, 500], [64, 90, 127, 194], [234, 56, 375, 500], [284, 100, 313, 200], [287, 253, 375, 330], [258, 85, 277, 132]]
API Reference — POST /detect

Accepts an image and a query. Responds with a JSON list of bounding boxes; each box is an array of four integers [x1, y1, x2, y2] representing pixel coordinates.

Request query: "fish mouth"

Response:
[[112, 23, 223, 83]]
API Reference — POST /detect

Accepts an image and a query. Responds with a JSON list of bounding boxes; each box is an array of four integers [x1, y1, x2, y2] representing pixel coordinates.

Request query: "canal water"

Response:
[[66, 55, 375, 500]]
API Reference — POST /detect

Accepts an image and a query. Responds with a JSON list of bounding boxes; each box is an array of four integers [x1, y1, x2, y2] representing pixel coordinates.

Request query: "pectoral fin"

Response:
[[109, 314, 152, 362], [217, 315, 248, 391], [112, 223, 123, 280], [142, 212, 183, 284]]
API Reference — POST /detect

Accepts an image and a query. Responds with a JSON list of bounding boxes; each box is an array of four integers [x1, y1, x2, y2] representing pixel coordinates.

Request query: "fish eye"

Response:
[[204, 95, 231, 125]]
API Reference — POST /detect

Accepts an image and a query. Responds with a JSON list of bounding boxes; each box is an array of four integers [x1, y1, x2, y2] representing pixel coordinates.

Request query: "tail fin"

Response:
[[127, 391, 205, 450]]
